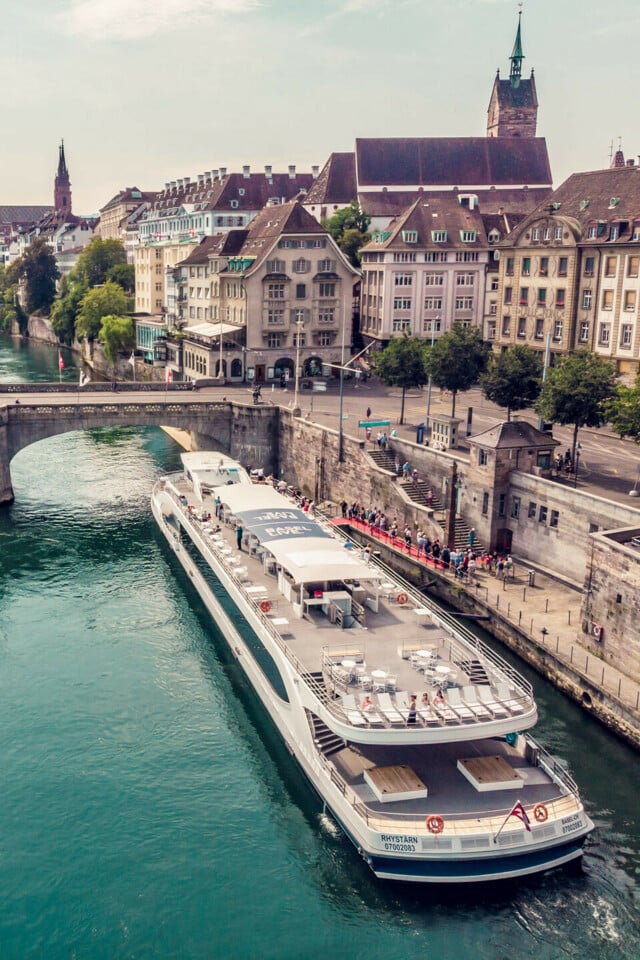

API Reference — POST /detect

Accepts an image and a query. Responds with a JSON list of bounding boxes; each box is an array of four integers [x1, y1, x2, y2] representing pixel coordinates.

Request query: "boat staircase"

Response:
[[308, 710, 345, 758], [366, 448, 485, 552], [454, 658, 490, 685]]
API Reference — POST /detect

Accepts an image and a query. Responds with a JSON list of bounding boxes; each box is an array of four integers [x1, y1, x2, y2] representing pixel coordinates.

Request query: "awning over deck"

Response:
[[216, 482, 382, 585]]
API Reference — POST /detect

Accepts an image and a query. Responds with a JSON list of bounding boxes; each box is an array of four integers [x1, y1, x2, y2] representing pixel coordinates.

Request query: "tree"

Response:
[[10, 238, 59, 315], [603, 372, 640, 443], [74, 238, 127, 287], [424, 324, 490, 417], [480, 345, 543, 421], [106, 262, 135, 293], [321, 200, 371, 267], [374, 335, 428, 424], [99, 314, 135, 363], [0, 266, 26, 334], [76, 281, 129, 341], [535, 350, 617, 463], [50, 273, 88, 343]]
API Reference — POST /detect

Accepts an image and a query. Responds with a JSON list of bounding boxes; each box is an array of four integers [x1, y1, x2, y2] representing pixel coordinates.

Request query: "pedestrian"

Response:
[[402, 461, 410, 479], [407, 694, 417, 725], [236, 524, 243, 550], [468, 527, 476, 548], [427, 488, 433, 508], [411, 469, 419, 485], [441, 546, 450, 570], [340, 499, 347, 518], [366, 407, 372, 419], [394, 456, 401, 476]]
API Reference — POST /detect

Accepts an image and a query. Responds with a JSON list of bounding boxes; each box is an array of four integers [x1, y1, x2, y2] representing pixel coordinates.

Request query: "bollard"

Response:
[[519, 611, 522, 625], [570, 647, 574, 663], [545, 598, 549, 613], [586, 655, 589, 673], [530, 618, 533, 634], [636, 690, 639, 711], [618, 679, 622, 698], [568, 610, 571, 625], [556, 637, 559, 653], [523, 588, 526, 603], [496, 595, 500, 608], [507, 602, 511, 617], [601, 667, 605, 685]]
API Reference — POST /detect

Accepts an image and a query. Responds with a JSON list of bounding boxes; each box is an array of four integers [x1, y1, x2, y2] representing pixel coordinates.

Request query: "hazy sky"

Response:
[[2, 0, 638, 214]]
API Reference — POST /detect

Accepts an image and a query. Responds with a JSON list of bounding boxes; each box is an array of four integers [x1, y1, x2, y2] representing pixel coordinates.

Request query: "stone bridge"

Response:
[[0, 391, 279, 504]]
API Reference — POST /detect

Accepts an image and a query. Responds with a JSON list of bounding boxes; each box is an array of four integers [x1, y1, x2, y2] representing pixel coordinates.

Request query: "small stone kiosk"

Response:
[[463, 420, 559, 553], [431, 415, 462, 450]]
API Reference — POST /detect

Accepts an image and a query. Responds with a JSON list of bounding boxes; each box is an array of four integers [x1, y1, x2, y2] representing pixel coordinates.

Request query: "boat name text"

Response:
[[380, 834, 418, 852], [561, 813, 582, 835]]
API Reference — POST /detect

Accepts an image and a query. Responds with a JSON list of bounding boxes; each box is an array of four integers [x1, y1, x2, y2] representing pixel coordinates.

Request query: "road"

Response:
[[5, 378, 640, 506]]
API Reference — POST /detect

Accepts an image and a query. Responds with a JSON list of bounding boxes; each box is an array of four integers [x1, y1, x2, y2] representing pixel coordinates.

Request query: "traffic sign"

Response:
[[358, 420, 391, 428]]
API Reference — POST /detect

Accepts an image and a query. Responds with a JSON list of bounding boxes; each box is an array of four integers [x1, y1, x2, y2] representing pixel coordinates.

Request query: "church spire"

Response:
[[509, 9, 524, 86], [54, 140, 72, 215]]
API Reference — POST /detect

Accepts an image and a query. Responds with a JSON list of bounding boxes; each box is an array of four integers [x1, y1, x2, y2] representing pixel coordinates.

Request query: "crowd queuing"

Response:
[[339, 499, 514, 581]]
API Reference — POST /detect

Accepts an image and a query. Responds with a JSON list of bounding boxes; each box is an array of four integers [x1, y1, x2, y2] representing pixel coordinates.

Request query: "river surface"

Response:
[[0, 334, 639, 959]]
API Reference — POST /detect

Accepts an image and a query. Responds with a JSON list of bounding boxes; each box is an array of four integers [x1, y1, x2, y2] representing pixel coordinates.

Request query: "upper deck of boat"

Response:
[[156, 471, 536, 743]]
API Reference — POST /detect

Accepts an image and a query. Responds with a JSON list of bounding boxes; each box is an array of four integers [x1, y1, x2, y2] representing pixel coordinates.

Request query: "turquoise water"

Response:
[[1, 335, 639, 959]]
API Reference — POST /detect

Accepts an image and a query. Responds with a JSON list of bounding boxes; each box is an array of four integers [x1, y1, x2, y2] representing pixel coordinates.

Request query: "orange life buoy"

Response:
[[533, 802, 548, 823], [396, 592, 409, 606], [426, 814, 444, 835], [259, 599, 271, 614]]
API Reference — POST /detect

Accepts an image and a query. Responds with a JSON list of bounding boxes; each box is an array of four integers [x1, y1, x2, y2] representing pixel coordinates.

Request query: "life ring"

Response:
[[533, 802, 548, 823], [426, 814, 444, 834], [259, 599, 271, 614], [396, 592, 409, 606]]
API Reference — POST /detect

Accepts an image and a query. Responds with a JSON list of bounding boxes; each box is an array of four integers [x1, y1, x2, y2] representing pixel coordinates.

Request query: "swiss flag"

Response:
[[58, 352, 64, 370]]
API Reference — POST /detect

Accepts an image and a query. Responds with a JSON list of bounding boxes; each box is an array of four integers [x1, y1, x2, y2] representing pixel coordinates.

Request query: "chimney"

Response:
[[184, 176, 191, 185], [242, 165, 250, 179], [264, 164, 273, 178], [197, 174, 204, 186], [219, 167, 227, 178], [170, 181, 177, 193], [177, 179, 184, 190], [627, 159, 636, 167], [312, 165, 319, 178], [288, 165, 296, 179], [211, 169, 219, 181]]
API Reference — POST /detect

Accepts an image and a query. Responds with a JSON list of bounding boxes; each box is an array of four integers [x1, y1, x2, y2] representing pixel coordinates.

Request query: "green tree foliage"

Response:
[[603, 372, 640, 442], [535, 350, 617, 462], [74, 237, 127, 287], [76, 281, 129, 341], [98, 314, 135, 363], [106, 262, 135, 293], [374, 335, 428, 424], [0, 265, 27, 334], [9, 238, 59, 315], [480, 344, 543, 421], [424, 324, 490, 417], [50, 273, 88, 343], [321, 201, 371, 267]]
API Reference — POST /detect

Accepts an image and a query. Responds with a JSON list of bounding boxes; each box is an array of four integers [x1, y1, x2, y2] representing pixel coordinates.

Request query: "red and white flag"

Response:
[[58, 352, 65, 370], [509, 800, 532, 832], [165, 367, 173, 383]]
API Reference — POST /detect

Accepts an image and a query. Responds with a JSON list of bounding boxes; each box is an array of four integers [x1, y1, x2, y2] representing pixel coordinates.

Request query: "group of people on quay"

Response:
[[339, 499, 514, 582]]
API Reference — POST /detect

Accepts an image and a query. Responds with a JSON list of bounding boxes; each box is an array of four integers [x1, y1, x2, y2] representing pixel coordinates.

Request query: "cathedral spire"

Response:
[[54, 140, 72, 215], [510, 9, 524, 86]]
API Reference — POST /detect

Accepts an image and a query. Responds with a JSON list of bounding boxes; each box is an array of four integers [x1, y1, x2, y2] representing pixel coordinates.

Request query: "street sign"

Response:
[[358, 420, 391, 428]]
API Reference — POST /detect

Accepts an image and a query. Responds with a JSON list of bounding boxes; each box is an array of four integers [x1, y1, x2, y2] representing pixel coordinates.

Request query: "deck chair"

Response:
[[431, 695, 458, 724], [445, 687, 476, 722], [341, 694, 367, 726], [495, 683, 526, 715], [477, 685, 509, 718], [416, 697, 441, 725], [461, 685, 492, 720], [376, 693, 404, 724]]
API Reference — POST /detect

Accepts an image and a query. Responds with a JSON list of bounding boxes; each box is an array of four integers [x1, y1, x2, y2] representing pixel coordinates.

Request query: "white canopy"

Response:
[[215, 479, 381, 585]]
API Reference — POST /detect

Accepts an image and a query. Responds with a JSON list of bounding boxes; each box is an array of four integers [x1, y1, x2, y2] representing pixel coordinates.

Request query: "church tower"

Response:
[[54, 140, 72, 214], [487, 11, 538, 138]]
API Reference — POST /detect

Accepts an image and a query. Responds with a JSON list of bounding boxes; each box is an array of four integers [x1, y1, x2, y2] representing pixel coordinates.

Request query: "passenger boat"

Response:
[[151, 453, 594, 884]]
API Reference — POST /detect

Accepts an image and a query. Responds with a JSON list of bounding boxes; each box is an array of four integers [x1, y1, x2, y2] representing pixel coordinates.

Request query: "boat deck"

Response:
[[161, 476, 534, 731]]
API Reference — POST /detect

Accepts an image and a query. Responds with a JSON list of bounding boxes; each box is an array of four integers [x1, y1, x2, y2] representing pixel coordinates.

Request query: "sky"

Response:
[[2, 0, 639, 215]]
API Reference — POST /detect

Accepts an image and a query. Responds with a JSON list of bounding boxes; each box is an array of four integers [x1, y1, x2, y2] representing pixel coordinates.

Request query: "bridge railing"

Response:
[[0, 381, 197, 394]]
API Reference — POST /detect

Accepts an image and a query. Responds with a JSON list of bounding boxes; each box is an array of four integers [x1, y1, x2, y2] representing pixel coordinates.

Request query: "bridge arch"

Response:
[[0, 398, 279, 504]]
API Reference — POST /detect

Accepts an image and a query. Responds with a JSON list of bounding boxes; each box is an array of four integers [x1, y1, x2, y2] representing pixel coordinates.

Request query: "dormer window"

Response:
[[587, 225, 598, 239], [580, 199, 590, 211], [460, 230, 477, 242], [230, 200, 239, 209], [610, 224, 620, 241], [431, 230, 447, 243], [488, 230, 500, 244], [609, 197, 620, 209], [402, 230, 418, 243]]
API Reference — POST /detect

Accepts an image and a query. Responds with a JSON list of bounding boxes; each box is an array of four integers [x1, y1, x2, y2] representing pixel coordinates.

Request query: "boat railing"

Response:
[[325, 759, 581, 834], [318, 510, 533, 704], [528, 735, 579, 795]]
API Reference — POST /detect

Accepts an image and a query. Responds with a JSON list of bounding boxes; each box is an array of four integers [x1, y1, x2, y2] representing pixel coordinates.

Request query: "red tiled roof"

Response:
[[355, 137, 552, 188]]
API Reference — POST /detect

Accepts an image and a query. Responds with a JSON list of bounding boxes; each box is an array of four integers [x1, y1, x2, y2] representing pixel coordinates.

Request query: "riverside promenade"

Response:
[[337, 516, 640, 748]]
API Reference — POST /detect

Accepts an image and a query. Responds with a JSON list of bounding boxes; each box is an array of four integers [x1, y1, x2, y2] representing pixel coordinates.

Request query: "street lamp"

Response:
[[293, 318, 304, 412], [425, 315, 438, 434], [217, 324, 224, 382], [574, 442, 582, 488]]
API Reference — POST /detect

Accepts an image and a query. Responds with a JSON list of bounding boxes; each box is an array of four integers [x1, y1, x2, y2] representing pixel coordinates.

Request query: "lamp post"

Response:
[[217, 324, 224, 382], [574, 442, 582, 488], [293, 319, 304, 412], [425, 316, 438, 434]]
